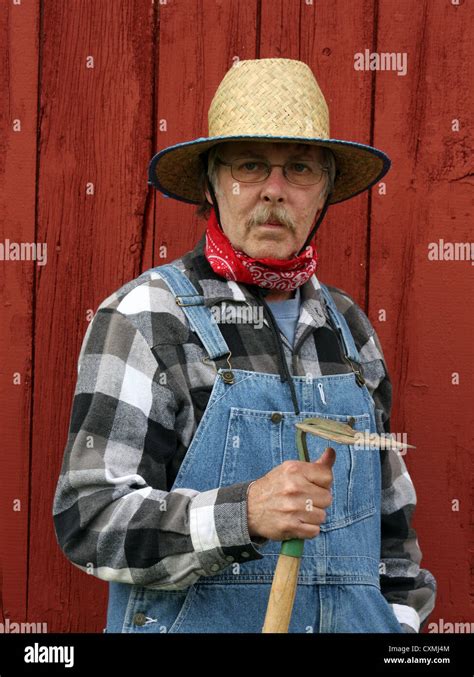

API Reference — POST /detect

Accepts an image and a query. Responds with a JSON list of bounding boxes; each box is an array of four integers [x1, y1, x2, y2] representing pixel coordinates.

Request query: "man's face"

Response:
[[204, 141, 328, 260]]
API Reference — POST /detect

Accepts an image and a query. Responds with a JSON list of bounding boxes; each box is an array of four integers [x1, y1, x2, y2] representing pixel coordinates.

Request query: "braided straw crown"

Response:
[[148, 58, 390, 205], [209, 59, 329, 139]]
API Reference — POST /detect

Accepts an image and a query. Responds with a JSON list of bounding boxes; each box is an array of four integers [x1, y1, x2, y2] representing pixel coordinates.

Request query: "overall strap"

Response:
[[319, 283, 366, 387], [151, 263, 231, 361]]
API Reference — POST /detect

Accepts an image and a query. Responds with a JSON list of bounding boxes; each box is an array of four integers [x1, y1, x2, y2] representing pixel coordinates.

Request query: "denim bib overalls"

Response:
[[105, 264, 403, 634]]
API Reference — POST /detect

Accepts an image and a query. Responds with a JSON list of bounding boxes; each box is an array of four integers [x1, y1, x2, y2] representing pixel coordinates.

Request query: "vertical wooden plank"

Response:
[[0, 0, 39, 625], [28, 0, 156, 632], [300, 0, 378, 308], [154, 0, 258, 265], [371, 0, 473, 627], [260, 0, 300, 59]]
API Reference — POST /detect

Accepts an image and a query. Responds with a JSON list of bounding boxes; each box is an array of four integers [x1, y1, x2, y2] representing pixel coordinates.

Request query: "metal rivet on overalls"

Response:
[[133, 612, 147, 626], [271, 412, 283, 423], [210, 563, 220, 572], [347, 416, 356, 427], [222, 370, 234, 384], [226, 556, 234, 562], [241, 551, 250, 558]]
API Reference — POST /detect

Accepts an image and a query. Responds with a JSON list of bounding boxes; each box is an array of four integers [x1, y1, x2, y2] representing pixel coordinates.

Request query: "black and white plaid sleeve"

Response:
[[52, 290, 264, 590]]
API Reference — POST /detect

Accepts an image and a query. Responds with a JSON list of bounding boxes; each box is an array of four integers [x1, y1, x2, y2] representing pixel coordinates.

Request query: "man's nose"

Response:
[[259, 166, 288, 202]]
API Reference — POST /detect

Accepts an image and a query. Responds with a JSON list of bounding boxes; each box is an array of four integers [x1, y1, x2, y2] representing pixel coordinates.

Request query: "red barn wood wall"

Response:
[[0, 0, 472, 633]]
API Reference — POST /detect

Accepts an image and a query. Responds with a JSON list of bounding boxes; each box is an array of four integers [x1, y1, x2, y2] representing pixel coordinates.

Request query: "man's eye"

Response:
[[289, 162, 311, 173], [238, 161, 265, 172]]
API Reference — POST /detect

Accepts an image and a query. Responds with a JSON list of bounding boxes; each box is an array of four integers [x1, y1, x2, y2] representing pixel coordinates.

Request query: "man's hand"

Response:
[[247, 447, 336, 541]]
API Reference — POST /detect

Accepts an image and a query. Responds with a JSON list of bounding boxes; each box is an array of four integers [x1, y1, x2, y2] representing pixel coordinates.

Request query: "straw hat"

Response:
[[147, 58, 390, 205]]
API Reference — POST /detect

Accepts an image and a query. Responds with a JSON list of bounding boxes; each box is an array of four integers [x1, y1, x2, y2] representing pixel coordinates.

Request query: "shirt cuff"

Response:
[[391, 604, 421, 633], [189, 481, 265, 576], [246, 480, 269, 548]]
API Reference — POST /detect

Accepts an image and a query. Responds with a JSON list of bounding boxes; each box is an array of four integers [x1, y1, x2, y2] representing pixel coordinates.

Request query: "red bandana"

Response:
[[204, 208, 318, 291]]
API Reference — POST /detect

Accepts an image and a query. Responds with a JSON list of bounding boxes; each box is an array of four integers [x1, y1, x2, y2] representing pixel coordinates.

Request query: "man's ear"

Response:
[[204, 186, 212, 204]]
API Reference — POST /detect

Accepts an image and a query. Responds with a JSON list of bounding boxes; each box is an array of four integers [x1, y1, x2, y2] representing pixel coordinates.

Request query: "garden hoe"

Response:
[[261, 417, 415, 633]]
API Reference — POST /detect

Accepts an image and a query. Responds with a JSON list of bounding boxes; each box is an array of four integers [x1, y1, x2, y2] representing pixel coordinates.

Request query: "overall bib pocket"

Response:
[[220, 408, 376, 531]]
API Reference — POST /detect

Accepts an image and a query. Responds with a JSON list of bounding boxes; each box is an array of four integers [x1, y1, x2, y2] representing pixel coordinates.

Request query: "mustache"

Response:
[[246, 205, 295, 231]]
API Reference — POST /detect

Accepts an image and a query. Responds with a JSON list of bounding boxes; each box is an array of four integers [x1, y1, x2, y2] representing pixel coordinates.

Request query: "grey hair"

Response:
[[320, 147, 336, 200], [196, 144, 337, 219]]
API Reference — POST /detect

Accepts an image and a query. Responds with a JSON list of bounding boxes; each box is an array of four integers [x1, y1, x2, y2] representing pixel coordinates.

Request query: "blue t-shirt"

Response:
[[266, 286, 302, 347]]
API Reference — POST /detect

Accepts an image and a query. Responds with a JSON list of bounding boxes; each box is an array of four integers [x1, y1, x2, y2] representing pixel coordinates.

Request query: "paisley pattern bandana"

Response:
[[204, 207, 318, 291]]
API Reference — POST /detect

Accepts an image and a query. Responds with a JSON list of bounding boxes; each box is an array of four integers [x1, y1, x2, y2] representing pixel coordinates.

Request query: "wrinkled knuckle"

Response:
[[283, 460, 300, 475], [323, 470, 334, 486], [322, 491, 333, 508], [281, 480, 299, 497], [279, 497, 295, 513], [281, 521, 296, 541]]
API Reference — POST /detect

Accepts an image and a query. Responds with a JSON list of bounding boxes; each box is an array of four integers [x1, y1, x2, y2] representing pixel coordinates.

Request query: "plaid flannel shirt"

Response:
[[53, 233, 436, 632]]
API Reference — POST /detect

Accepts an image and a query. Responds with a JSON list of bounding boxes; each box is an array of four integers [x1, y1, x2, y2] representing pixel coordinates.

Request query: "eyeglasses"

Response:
[[215, 156, 329, 186]]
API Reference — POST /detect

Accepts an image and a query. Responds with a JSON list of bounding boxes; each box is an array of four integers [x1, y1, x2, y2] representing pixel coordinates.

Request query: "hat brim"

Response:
[[148, 135, 390, 206]]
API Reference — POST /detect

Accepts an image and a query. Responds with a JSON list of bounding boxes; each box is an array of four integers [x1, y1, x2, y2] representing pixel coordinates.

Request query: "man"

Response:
[[53, 58, 436, 633]]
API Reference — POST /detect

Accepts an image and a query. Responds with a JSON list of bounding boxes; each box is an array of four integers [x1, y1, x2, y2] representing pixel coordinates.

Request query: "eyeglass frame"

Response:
[[214, 155, 329, 186]]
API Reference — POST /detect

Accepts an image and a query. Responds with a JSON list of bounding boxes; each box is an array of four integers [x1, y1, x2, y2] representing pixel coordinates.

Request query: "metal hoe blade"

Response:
[[295, 417, 415, 451]]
